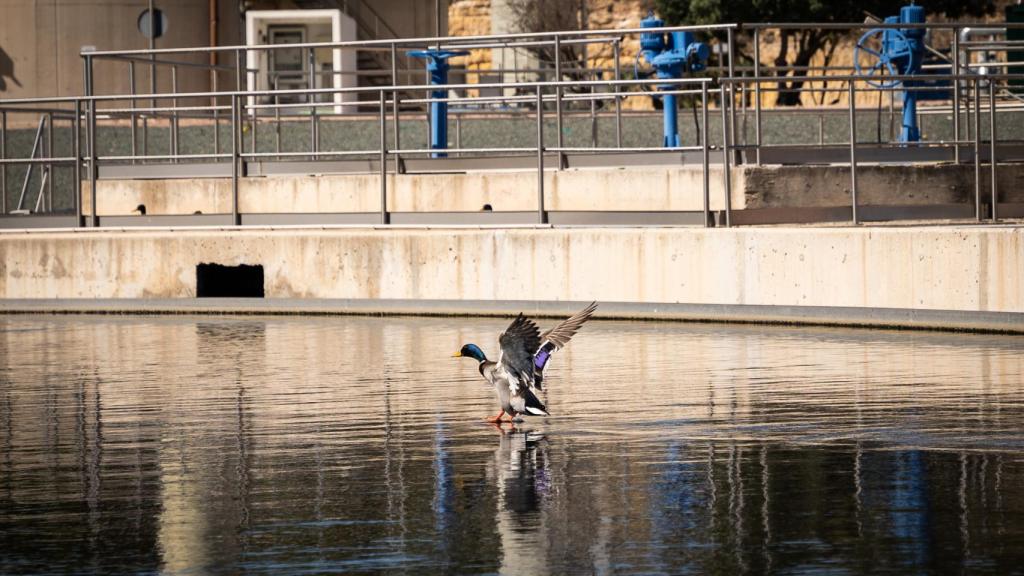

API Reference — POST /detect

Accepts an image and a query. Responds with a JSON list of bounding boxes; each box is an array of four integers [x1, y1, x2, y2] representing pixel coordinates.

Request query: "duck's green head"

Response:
[[453, 343, 487, 362]]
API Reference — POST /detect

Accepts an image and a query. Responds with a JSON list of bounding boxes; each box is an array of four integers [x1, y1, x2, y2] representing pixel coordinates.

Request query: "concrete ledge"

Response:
[[2, 226, 1021, 323], [2, 298, 1023, 334]]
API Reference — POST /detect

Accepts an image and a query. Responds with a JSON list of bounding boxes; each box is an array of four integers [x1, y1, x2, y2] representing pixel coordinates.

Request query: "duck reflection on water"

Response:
[[488, 423, 552, 574]]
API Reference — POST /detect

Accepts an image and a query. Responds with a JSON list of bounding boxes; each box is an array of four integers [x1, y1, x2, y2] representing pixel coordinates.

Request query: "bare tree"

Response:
[[506, 0, 590, 87]]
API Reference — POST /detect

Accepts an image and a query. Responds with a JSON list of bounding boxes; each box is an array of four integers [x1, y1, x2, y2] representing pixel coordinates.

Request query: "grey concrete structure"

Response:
[[81, 162, 1024, 216], [1, 226, 1021, 329]]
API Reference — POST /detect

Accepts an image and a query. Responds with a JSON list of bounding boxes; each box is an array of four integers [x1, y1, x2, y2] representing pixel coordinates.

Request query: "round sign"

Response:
[[138, 9, 169, 39]]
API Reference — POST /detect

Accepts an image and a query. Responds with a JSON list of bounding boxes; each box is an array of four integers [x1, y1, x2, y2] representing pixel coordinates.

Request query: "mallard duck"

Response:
[[453, 302, 598, 423]]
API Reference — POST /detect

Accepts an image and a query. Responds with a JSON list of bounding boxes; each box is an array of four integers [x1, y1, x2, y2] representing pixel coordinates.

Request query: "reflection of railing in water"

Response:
[[2, 20, 1024, 228]]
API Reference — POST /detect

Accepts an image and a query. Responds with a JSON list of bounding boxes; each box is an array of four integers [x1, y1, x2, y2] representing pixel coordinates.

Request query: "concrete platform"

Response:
[[81, 162, 1024, 220], [2, 297, 1023, 334], [1, 225, 1021, 332]]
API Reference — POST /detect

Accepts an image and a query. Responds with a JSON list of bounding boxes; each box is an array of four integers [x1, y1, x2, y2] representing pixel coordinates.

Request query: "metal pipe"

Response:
[[33, 166, 48, 213], [309, 47, 317, 158], [89, 97, 98, 227], [46, 111, 53, 211], [149, 0, 157, 126], [231, 94, 239, 225], [0, 110, 5, 214], [952, 29, 961, 164], [17, 117, 45, 211], [455, 112, 461, 158], [554, 34, 564, 170], [213, 70, 220, 155], [753, 28, 761, 165], [536, 85, 546, 224], [74, 100, 82, 226], [719, 84, 731, 227], [275, 78, 282, 158], [590, 84, 597, 148], [613, 40, 622, 148], [701, 82, 709, 227], [989, 80, 997, 221], [0, 76, 717, 105], [391, 42, 401, 171], [81, 23, 741, 58], [129, 61, 137, 164], [974, 78, 982, 221], [253, 100, 260, 157], [726, 27, 736, 144], [379, 90, 389, 225], [171, 66, 179, 157], [848, 81, 858, 225]]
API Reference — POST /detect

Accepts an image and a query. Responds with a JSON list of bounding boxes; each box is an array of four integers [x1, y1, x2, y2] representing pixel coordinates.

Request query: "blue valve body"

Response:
[[640, 13, 709, 147]]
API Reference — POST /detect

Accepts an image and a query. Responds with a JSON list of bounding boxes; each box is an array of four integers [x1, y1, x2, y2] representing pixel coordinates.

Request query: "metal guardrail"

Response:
[[2, 20, 1024, 229]]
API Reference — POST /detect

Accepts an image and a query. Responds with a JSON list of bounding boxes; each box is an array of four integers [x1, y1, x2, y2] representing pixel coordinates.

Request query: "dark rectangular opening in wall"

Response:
[[196, 263, 265, 298]]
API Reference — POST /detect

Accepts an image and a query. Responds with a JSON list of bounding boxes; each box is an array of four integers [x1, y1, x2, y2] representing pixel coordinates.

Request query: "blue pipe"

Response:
[[662, 93, 679, 147], [410, 50, 468, 158]]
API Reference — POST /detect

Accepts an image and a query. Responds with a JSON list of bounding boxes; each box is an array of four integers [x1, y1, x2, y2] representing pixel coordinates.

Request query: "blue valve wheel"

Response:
[[854, 28, 918, 89]]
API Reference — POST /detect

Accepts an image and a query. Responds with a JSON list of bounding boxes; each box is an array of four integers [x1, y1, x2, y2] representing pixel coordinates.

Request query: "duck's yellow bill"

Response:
[[451, 351, 462, 357]]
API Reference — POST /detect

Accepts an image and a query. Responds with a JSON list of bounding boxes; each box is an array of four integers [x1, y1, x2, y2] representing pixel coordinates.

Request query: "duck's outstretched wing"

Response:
[[497, 313, 542, 396], [532, 301, 598, 390]]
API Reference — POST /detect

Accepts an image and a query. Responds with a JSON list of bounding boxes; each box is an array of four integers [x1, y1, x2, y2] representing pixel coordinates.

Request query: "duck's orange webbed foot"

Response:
[[486, 410, 506, 424]]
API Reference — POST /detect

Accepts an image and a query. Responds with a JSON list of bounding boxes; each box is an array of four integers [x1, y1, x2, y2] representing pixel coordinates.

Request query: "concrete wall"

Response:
[[84, 166, 733, 215], [0, 0, 212, 99], [83, 162, 1024, 216], [2, 226, 1021, 314]]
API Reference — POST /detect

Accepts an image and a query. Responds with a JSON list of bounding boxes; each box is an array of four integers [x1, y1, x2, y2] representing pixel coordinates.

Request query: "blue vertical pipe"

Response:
[[663, 93, 679, 147], [410, 50, 468, 158], [430, 79, 447, 158]]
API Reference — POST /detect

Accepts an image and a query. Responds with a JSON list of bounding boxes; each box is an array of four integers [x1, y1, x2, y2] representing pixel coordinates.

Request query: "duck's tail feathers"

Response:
[[522, 388, 549, 416]]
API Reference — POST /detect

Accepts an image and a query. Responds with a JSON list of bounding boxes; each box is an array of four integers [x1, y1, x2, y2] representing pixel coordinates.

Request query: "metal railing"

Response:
[[2, 19, 1023, 229]]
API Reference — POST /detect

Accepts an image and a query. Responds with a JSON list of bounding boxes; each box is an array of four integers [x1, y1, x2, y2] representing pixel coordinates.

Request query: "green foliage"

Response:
[[655, 0, 995, 25], [654, 0, 996, 105]]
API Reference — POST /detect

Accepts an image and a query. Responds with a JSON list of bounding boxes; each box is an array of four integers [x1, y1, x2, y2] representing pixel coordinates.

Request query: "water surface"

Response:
[[1, 314, 1023, 574]]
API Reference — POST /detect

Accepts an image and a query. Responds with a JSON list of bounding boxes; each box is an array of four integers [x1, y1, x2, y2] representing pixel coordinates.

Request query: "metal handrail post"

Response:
[[89, 97, 98, 227], [250, 86, 258, 158], [989, 80, 997, 221], [848, 81, 858, 225], [74, 100, 82, 227], [536, 85, 546, 224], [726, 27, 736, 144], [309, 48, 317, 159], [0, 110, 5, 214], [231, 94, 239, 225], [379, 89, 389, 224], [701, 82, 710, 227], [973, 78, 981, 221], [613, 39, 622, 148], [46, 111, 53, 211], [455, 112, 461, 157], [753, 28, 762, 165], [213, 68, 220, 155], [554, 34, 564, 170], [720, 84, 731, 227], [171, 66, 179, 158], [590, 84, 597, 147], [234, 46, 242, 163], [129, 62, 137, 164], [274, 77, 282, 159], [391, 42, 401, 172], [952, 28, 961, 164]]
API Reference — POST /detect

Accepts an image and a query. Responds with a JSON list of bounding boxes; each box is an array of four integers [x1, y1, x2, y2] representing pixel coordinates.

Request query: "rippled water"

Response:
[[1, 314, 1023, 575]]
